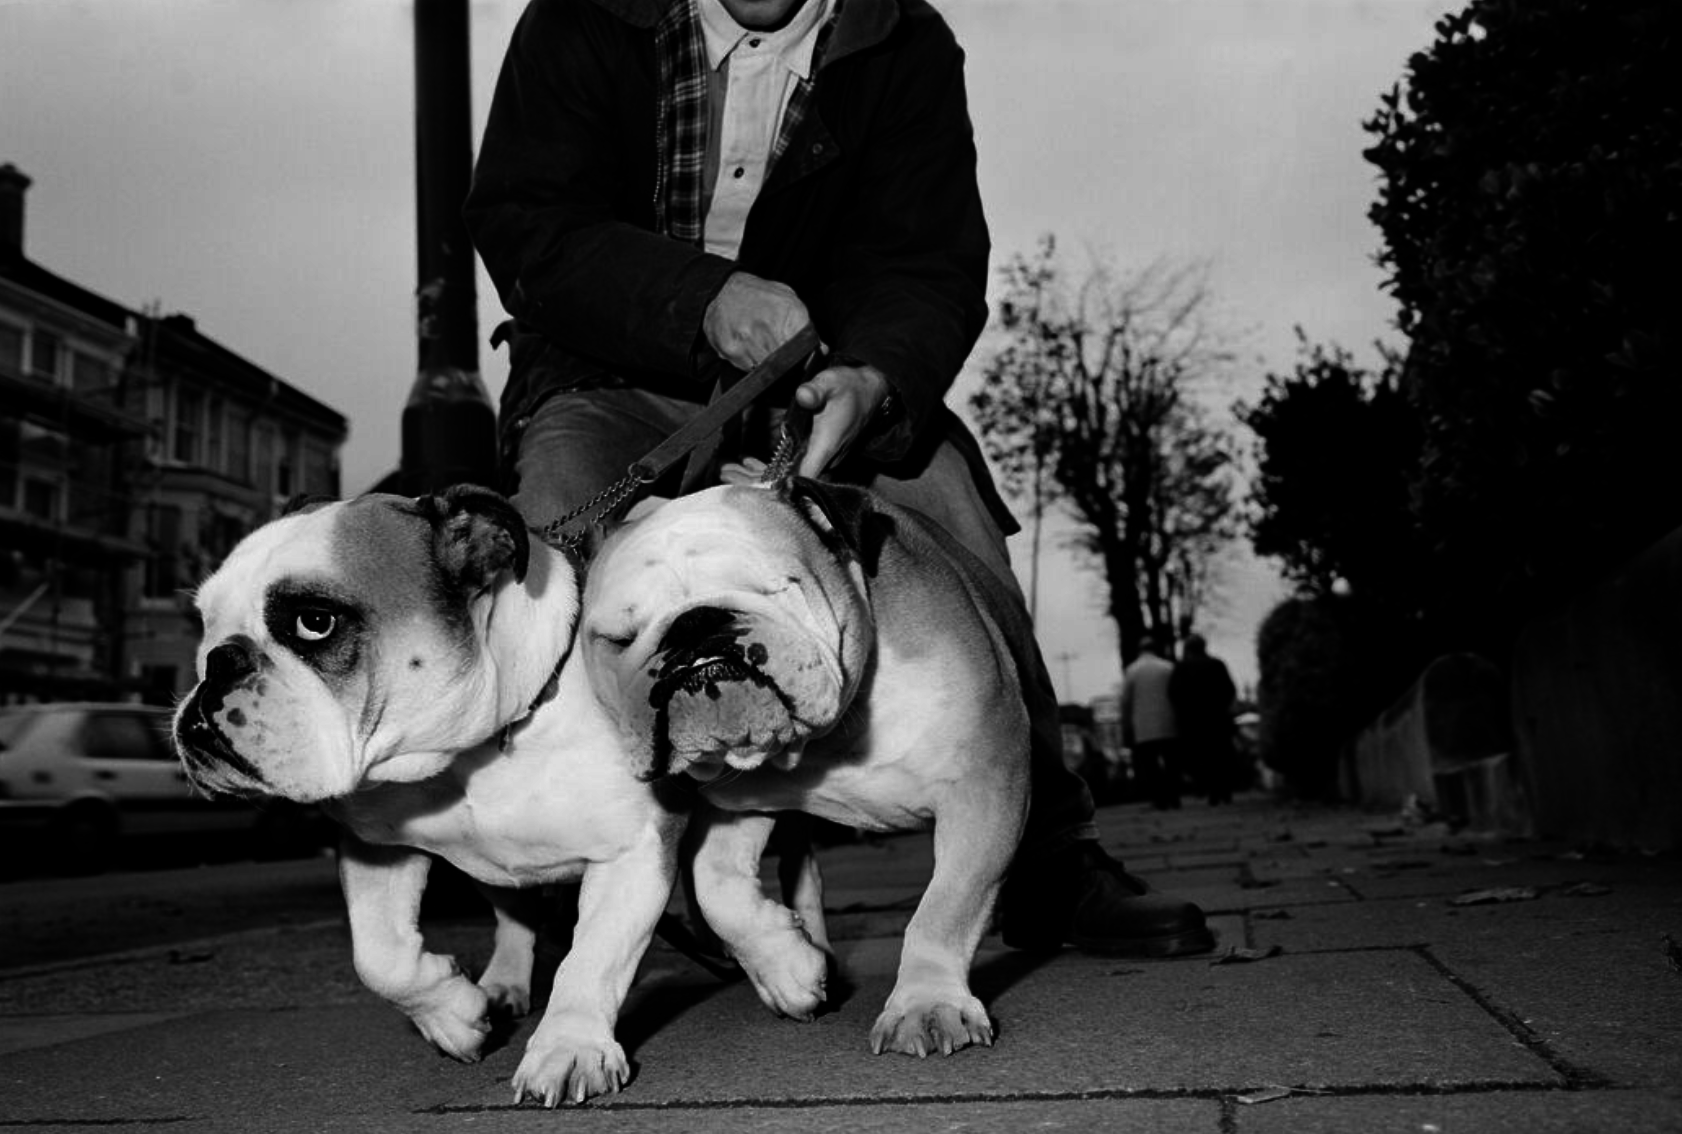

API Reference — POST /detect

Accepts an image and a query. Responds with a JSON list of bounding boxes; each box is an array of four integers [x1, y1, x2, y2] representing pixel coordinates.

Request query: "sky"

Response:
[[1, 0, 1453, 700]]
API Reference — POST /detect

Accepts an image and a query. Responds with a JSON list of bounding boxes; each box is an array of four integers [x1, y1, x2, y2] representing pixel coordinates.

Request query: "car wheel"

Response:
[[52, 804, 118, 875]]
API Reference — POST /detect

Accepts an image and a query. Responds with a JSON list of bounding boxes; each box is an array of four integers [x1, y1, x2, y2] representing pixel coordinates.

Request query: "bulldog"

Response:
[[172, 486, 687, 1107], [582, 478, 1033, 1057]]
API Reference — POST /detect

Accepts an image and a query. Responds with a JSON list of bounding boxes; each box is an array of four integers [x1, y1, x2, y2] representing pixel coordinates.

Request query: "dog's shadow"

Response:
[[456, 883, 1055, 1062]]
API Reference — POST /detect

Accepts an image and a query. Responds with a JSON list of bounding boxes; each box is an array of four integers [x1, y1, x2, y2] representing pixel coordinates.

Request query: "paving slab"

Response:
[[1426, 896, 1682, 1090], [420, 1097, 1221, 1134], [0, 1004, 482, 1124], [1236, 1088, 1682, 1134], [458, 938, 1553, 1108], [6, 1098, 1222, 1134]]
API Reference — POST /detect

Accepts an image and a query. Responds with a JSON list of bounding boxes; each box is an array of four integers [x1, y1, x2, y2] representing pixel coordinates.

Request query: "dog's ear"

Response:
[[417, 484, 531, 591], [786, 478, 891, 576]]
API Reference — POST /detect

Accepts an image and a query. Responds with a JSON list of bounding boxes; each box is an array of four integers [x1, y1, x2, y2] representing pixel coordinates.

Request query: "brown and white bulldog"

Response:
[[582, 478, 1033, 1057], [172, 486, 686, 1107]]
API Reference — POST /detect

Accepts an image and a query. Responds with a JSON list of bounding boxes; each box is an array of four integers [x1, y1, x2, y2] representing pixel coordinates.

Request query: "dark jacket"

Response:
[[466, 0, 1011, 527], [1168, 654, 1237, 743]]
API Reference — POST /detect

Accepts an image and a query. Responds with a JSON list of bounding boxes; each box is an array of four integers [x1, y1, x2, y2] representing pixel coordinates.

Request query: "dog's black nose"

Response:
[[205, 639, 258, 686], [659, 606, 738, 653]]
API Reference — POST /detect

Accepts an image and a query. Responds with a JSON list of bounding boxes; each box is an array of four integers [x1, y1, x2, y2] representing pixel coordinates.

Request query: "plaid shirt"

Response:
[[653, 0, 842, 246]]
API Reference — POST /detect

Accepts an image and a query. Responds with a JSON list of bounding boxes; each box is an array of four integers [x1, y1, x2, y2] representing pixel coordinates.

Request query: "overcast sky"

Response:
[[2, 0, 1452, 698]]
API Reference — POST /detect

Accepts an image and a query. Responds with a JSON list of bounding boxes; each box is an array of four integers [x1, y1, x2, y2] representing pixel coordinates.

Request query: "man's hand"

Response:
[[795, 363, 891, 478], [703, 272, 811, 372]]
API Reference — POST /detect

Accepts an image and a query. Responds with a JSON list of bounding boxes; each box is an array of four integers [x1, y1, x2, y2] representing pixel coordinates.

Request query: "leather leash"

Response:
[[537, 323, 822, 549]]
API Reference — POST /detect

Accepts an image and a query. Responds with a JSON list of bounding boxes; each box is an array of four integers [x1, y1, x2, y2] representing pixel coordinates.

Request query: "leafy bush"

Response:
[[1365, 0, 1682, 647]]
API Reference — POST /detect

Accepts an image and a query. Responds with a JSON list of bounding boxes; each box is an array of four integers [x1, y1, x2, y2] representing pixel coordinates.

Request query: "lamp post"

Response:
[[401, 0, 497, 494]]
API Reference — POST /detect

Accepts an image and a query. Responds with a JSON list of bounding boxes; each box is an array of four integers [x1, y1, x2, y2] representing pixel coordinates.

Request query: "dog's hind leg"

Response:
[[474, 883, 540, 1019], [772, 813, 831, 953], [510, 814, 681, 1107], [869, 769, 1027, 1058], [690, 806, 829, 1020]]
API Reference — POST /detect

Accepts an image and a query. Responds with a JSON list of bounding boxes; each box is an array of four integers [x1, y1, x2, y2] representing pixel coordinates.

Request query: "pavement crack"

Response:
[[1411, 944, 1614, 1090], [420, 1078, 1619, 1115]]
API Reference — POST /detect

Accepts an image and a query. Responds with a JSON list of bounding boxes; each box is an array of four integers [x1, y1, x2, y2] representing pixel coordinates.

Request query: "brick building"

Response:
[[0, 163, 347, 703]]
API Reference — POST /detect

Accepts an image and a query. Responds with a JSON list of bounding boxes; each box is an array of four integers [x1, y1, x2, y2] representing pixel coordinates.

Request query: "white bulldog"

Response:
[[172, 486, 686, 1107], [583, 478, 1033, 1057]]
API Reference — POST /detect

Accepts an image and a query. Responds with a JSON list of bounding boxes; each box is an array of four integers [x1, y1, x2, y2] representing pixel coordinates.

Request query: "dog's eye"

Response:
[[295, 611, 337, 642], [593, 630, 635, 653]]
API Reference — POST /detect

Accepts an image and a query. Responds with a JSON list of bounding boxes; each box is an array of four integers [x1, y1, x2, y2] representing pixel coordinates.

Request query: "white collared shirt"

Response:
[[696, 0, 833, 259]]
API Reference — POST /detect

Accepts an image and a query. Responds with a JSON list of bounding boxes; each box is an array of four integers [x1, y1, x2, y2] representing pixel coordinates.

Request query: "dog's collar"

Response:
[[498, 645, 570, 752]]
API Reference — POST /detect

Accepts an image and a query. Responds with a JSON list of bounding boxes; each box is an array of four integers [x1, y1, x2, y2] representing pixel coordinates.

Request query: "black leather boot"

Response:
[[1000, 841, 1216, 957]]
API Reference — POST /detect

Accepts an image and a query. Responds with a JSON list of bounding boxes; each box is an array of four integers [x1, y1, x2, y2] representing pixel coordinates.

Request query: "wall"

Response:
[[1511, 526, 1682, 850], [1348, 652, 1522, 831]]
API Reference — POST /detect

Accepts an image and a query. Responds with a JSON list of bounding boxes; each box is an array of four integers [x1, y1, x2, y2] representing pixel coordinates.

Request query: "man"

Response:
[[1121, 637, 1181, 810], [1169, 634, 1239, 805], [465, 0, 1213, 957]]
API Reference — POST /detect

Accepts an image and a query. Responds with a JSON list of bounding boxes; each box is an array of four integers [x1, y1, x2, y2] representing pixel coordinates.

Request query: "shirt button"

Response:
[[810, 142, 824, 155]]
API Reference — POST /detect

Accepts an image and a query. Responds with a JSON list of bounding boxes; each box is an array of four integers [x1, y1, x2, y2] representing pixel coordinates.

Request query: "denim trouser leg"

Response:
[[509, 385, 1098, 861], [508, 387, 695, 534]]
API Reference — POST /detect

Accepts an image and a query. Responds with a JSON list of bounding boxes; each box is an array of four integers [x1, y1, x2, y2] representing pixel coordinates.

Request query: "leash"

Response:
[[538, 324, 822, 549]]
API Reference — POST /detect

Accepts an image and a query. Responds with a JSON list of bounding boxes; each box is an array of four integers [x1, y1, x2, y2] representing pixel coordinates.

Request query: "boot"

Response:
[[1000, 841, 1216, 958]]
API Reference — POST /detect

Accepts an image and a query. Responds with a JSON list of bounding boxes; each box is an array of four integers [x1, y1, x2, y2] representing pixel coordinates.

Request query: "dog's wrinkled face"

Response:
[[174, 488, 531, 802], [583, 481, 878, 783]]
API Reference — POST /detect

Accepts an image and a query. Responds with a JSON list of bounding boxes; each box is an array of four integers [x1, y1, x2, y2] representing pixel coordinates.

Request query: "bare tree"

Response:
[[969, 235, 1239, 667]]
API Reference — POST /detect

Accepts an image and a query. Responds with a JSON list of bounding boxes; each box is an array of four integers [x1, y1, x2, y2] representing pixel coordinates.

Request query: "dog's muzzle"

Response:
[[174, 638, 272, 797], [644, 606, 797, 780]]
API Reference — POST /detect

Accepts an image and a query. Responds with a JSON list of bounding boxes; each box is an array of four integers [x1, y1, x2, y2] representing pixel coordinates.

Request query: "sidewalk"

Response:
[[2, 794, 1680, 1133]]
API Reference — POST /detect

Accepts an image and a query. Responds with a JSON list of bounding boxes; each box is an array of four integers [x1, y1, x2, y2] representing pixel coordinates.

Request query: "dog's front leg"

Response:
[[690, 807, 829, 1021], [338, 836, 491, 1061], [510, 819, 679, 1108], [870, 777, 1026, 1058]]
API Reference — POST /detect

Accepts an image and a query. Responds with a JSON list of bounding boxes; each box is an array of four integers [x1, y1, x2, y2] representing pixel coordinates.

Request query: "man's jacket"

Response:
[[466, 0, 1010, 525]]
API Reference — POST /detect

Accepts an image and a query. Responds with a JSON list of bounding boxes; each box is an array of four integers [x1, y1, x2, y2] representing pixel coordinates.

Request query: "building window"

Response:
[[227, 414, 250, 484], [173, 387, 202, 464], [0, 322, 22, 378], [202, 510, 247, 570], [70, 351, 111, 392], [30, 330, 61, 383], [302, 440, 336, 497], [276, 430, 299, 498], [21, 476, 62, 521], [206, 399, 224, 474], [144, 503, 182, 598], [253, 423, 274, 495]]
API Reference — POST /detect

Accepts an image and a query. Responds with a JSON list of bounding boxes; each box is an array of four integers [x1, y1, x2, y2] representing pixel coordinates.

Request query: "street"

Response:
[[0, 853, 346, 972]]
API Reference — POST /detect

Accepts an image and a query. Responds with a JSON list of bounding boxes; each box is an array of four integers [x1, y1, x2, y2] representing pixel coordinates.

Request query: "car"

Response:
[[0, 701, 328, 873]]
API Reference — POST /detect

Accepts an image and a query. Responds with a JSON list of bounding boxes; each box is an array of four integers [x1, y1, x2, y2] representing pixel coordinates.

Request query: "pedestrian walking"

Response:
[[1121, 636, 1181, 809], [1169, 634, 1238, 805]]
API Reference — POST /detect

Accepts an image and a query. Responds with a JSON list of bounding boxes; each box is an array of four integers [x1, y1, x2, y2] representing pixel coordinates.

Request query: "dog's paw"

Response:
[[869, 991, 993, 1058], [407, 975, 493, 1062], [511, 1032, 629, 1107], [478, 976, 532, 1019], [736, 929, 829, 1021]]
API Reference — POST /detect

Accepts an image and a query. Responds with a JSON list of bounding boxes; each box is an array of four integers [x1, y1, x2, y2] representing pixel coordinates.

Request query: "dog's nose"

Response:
[[660, 606, 738, 653], [205, 639, 258, 686]]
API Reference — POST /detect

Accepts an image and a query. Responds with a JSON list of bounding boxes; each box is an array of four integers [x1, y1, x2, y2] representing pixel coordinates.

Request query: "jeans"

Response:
[[507, 383, 1099, 860]]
